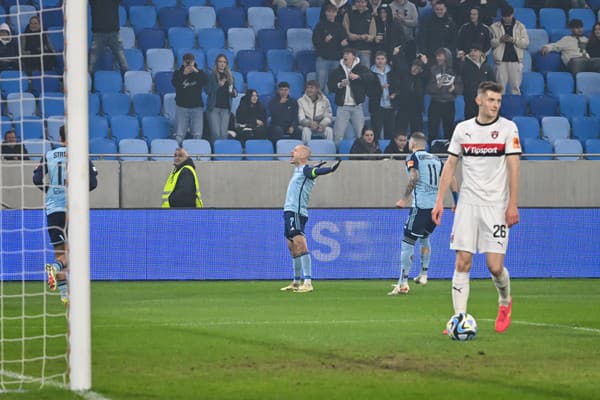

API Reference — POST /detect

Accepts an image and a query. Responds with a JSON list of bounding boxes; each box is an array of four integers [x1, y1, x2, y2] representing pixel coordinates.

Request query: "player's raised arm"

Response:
[[432, 154, 458, 225], [304, 160, 342, 179]]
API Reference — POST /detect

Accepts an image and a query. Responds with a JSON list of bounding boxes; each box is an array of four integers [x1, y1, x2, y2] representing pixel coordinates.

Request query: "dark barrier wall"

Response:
[[2, 209, 599, 281]]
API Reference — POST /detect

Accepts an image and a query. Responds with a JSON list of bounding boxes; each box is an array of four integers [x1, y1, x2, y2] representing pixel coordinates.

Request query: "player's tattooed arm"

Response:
[[396, 168, 419, 207]]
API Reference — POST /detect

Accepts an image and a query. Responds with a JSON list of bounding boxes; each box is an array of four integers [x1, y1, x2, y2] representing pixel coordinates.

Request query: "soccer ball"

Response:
[[446, 313, 477, 341]]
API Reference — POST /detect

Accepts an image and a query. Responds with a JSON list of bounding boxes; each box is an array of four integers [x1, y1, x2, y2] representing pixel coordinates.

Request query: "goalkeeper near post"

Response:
[[280, 145, 341, 293]]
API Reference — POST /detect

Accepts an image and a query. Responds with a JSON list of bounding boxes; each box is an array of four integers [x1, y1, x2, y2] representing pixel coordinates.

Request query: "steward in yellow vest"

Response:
[[162, 148, 203, 208]]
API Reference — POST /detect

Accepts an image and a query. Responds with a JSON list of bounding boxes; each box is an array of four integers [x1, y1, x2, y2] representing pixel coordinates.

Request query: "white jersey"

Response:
[[448, 116, 521, 206]]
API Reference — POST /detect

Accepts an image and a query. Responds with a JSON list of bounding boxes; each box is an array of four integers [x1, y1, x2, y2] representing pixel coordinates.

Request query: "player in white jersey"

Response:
[[432, 81, 521, 334]]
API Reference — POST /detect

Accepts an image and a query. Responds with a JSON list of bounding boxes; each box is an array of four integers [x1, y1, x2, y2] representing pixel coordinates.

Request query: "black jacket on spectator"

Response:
[[268, 95, 299, 131], [1, 142, 29, 161], [89, 0, 120, 33], [21, 23, 56, 73], [345, 7, 375, 50], [418, 12, 457, 58], [327, 61, 377, 106], [169, 157, 198, 208], [320, 0, 352, 24], [313, 19, 347, 61], [235, 95, 268, 142], [384, 140, 409, 159], [389, 64, 425, 112], [0, 25, 18, 72], [172, 64, 207, 108], [350, 137, 382, 160], [376, 16, 409, 63], [471, 0, 509, 26], [587, 35, 600, 58], [459, 52, 493, 119], [457, 22, 492, 54]]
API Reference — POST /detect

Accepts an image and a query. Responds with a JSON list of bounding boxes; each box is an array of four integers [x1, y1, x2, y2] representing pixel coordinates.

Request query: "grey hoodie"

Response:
[[426, 47, 463, 103]]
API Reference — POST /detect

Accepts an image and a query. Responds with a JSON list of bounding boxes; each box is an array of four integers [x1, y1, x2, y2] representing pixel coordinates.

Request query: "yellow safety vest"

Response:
[[161, 165, 203, 208]]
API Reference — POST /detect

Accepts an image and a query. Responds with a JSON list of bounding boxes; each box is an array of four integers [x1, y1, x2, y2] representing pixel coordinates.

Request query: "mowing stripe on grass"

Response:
[[480, 318, 600, 334], [0, 369, 111, 400]]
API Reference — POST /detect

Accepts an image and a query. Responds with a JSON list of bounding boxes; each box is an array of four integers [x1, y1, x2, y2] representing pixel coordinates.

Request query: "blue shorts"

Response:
[[47, 211, 67, 247], [283, 211, 308, 240], [404, 207, 436, 242]]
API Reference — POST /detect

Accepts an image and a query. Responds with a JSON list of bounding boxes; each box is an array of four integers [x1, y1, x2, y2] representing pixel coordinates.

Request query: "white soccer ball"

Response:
[[446, 312, 477, 341]]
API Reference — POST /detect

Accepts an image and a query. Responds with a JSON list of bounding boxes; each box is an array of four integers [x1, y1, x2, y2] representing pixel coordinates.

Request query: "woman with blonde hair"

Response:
[[206, 54, 237, 143]]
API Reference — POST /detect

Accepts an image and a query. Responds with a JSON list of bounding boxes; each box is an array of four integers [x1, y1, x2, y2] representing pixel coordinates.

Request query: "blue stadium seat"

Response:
[[276, 139, 303, 160], [276, 71, 305, 99], [29, 73, 61, 96], [527, 29, 549, 54], [8, 5, 36, 33], [94, 70, 123, 94], [236, 50, 265, 76], [231, 71, 245, 95], [89, 115, 110, 140], [154, 0, 178, 11], [585, 138, 600, 160], [327, 92, 337, 116], [246, 71, 275, 96], [260, 94, 273, 116], [123, 0, 149, 9], [163, 93, 177, 123], [257, 29, 286, 52], [589, 95, 600, 117], [137, 28, 166, 53], [455, 95, 465, 122], [155, 71, 175, 97], [47, 27, 64, 52], [15, 118, 44, 141], [287, 28, 314, 54], [182, 0, 209, 6], [227, 27, 256, 54], [119, 5, 127, 26], [266, 49, 294, 74], [42, 8, 63, 30], [168, 27, 196, 51], [197, 28, 226, 50], [542, 116, 570, 142], [6, 93, 36, 119], [532, 51, 562, 73], [522, 50, 532, 73], [277, 7, 304, 31], [90, 138, 118, 160], [217, 7, 246, 32], [539, 8, 566, 34], [244, 139, 274, 160], [110, 115, 141, 140], [514, 8, 537, 29], [120, 26, 136, 49], [576, 72, 600, 97], [150, 138, 179, 160], [549, 28, 570, 42], [42, 92, 64, 118], [0, 71, 29, 97], [206, 48, 234, 69], [175, 48, 206, 69], [182, 138, 212, 161], [124, 71, 153, 97], [512, 116, 540, 141], [46, 116, 64, 143], [559, 94, 587, 121], [146, 48, 175, 77], [248, 7, 275, 34], [240, 0, 267, 7], [94, 48, 116, 72], [133, 93, 162, 118], [295, 50, 316, 76], [158, 6, 188, 31], [306, 7, 320, 30], [129, 5, 157, 33], [572, 116, 600, 144], [142, 115, 171, 141], [213, 0, 236, 11], [23, 139, 52, 157], [523, 138, 553, 160], [125, 48, 145, 71], [546, 72, 573, 96], [337, 138, 353, 159], [568, 8, 595, 31], [118, 138, 149, 161], [214, 139, 243, 160], [520, 72, 545, 96], [89, 92, 101, 115], [500, 94, 528, 118], [553, 138, 582, 160], [530, 94, 558, 120], [102, 92, 131, 118], [308, 139, 337, 160], [189, 6, 216, 32], [0, 117, 13, 137]]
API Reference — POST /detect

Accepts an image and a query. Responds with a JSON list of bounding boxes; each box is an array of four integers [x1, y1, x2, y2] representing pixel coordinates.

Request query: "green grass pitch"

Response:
[[3, 279, 600, 400]]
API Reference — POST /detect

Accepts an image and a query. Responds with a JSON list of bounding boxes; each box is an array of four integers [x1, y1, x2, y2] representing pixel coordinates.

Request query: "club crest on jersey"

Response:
[[491, 131, 499, 139]]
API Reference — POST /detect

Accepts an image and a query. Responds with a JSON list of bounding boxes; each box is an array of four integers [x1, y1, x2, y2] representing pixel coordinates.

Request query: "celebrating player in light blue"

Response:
[[33, 126, 98, 305], [280, 145, 341, 293], [389, 132, 457, 295]]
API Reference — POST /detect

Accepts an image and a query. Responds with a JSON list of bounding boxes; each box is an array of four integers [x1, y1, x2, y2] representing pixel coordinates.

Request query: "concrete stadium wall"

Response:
[[2, 160, 600, 208]]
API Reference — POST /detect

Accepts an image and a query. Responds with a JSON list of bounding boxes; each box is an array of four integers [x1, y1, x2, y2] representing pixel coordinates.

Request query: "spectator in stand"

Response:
[[389, 0, 418, 44], [298, 80, 334, 143], [490, 5, 529, 95], [418, 1, 457, 60], [368, 0, 385, 16], [370, 51, 396, 139], [541, 19, 600, 76], [343, 0, 377, 67], [1, 130, 29, 161], [350, 126, 382, 159], [20, 15, 56, 75], [172, 53, 208, 144], [271, 0, 310, 12], [313, 3, 348, 93], [320, 0, 353, 24], [384, 130, 410, 159], [328, 48, 377, 143], [375, 5, 410, 66], [459, 42, 494, 119], [206, 54, 237, 143], [392, 56, 427, 133], [0, 23, 18, 72], [268, 82, 300, 143], [457, 6, 492, 57], [426, 47, 462, 143], [588, 23, 600, 59], [234, 89, 268, 144], [89, 0, 128, 75], [468, 0, 509, 27]]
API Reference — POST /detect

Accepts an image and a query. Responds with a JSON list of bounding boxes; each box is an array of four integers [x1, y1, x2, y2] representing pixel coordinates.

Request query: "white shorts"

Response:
[[450, 203, 510, 254]]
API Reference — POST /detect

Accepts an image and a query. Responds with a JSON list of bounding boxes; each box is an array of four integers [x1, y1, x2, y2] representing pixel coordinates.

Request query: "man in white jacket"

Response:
[[298, 80, 334, 143]]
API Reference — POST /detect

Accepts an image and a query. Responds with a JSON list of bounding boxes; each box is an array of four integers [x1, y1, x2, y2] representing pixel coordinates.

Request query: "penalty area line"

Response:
[[0, 370, 111, 400], [480, 319, 600, 334]]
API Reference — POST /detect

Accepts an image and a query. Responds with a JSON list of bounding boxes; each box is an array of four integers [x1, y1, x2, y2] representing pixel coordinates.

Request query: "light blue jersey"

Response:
[[406, 150, 442, 209], [284, 165, 317, 217], [44, 146, 67, 215]]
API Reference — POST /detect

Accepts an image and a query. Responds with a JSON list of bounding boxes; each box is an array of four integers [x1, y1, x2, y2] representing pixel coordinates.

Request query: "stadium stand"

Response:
[[245, 139, 275, 160], [553, 138, 583, 160], [214, 139, 243, 160], [119, 138, 149, 161]]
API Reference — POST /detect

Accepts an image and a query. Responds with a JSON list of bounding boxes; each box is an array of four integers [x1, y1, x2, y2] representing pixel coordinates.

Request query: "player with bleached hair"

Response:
[[280, 145, 341, 293], [433, 81, 520, 333]]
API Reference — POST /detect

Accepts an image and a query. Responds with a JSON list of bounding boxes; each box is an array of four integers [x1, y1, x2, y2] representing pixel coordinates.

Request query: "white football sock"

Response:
[[492, 267, 511, 307], [452, 270, 470, 314]]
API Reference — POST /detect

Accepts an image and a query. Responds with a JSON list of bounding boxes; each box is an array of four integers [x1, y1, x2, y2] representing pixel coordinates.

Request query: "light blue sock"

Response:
[[293, 256, 302, 283], [419, 237, 431, 276], [52, 261, 64, 272], [58, 280, 68, 298], [398, 240, 414, 286], [300, 253, 312, 283]]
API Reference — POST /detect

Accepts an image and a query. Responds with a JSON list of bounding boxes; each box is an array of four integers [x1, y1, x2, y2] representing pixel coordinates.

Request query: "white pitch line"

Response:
[[0, 369, 111, 400], [480, 318, 600, 334]]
